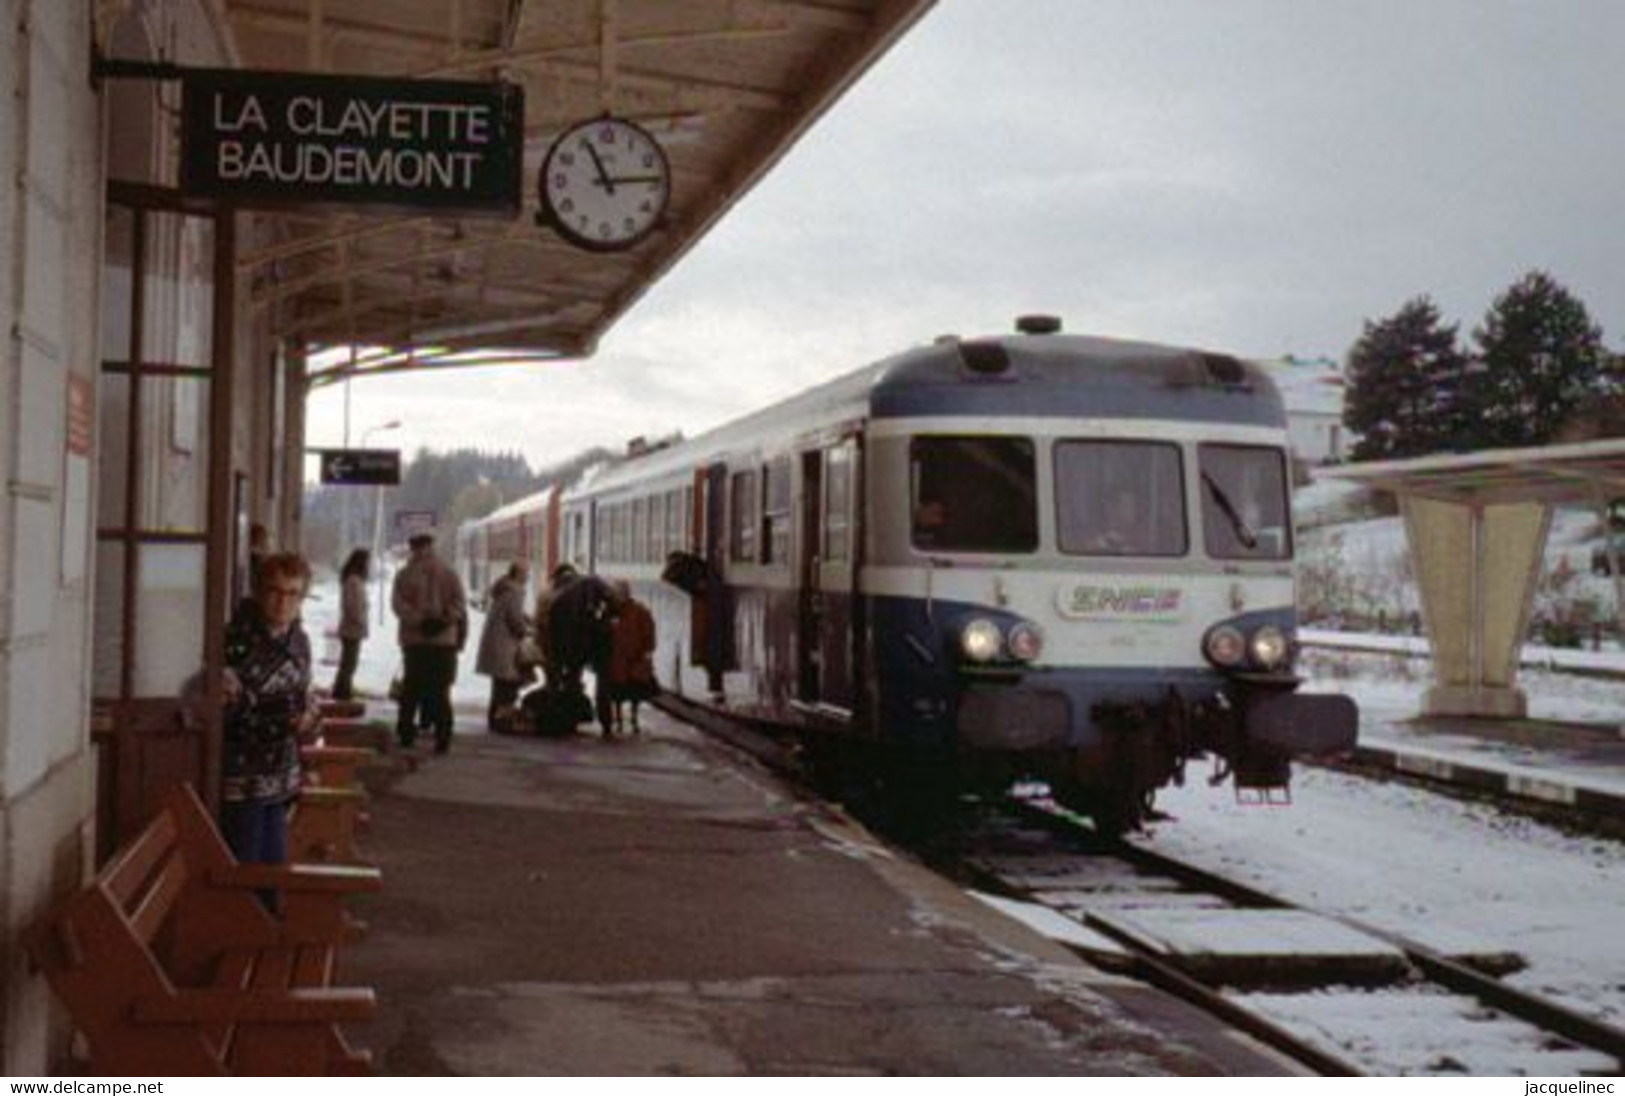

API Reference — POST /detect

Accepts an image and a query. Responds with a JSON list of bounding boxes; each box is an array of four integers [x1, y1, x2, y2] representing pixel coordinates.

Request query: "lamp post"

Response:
[[361, 421, 402, 625]]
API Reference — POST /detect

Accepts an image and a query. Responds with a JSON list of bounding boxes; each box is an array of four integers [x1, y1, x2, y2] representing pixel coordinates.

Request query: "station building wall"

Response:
[[0, 0, 300, 1072], [1, 0, 105, 1073]]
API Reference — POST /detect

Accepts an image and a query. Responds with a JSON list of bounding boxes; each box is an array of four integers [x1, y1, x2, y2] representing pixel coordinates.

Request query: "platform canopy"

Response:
[[189, 0, 933, 385], [1323, 439, 1625, 506], [1321, 439, 1625, 720]]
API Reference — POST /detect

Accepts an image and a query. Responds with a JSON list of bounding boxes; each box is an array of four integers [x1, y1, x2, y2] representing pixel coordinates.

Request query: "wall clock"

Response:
[[539, 116, 671, 252]]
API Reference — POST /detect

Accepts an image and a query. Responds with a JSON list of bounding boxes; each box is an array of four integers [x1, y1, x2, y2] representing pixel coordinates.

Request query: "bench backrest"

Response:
[[26, 784, 277, 1075]]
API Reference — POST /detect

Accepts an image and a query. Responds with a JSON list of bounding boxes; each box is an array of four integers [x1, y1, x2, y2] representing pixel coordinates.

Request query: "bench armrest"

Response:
[[300, 786, 369, 804], [209, 863, 383, 894], [301, 746, 374, 764], [133, 987, 377, 1025]]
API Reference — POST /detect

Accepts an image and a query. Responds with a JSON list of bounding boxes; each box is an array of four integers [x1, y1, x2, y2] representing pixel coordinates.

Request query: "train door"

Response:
[[797, 453, 824, 703], [800, 439, 859, 715], [694, 462, 733, 693]]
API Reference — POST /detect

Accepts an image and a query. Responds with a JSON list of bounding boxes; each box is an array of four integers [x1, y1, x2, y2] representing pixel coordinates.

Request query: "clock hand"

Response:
[[584, 142, 616, 195], [607, 174, 665, 185]]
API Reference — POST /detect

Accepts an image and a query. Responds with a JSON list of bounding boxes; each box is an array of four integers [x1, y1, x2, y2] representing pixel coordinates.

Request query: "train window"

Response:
[[730, 469, 758, 562], [682, 486, 695, 552], [761, 458, 791, 565], [1056, 440, 1187, 557], [1198, 444, 1292, 560], [824, 444, 852, 562], [666, 489, 684, 558], [650, 492, 667, 562], [910, 436, 1037, 553]]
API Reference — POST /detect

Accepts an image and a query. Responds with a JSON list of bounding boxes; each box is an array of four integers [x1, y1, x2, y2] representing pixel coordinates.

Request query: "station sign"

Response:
[[318, 448, 401, 487], [181, 69, 525, 216], [394, 510, 437, 536]]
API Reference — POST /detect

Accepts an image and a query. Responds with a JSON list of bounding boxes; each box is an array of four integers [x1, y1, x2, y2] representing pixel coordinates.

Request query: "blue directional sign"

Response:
[[319, 448, 401, 486]]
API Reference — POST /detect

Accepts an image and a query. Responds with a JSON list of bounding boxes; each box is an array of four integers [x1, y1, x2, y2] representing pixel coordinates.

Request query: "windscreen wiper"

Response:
[[1201, 472, 1258, 549]]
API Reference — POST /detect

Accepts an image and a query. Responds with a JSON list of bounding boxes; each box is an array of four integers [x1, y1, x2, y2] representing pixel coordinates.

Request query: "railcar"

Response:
[[461, 317, 1357, 830]]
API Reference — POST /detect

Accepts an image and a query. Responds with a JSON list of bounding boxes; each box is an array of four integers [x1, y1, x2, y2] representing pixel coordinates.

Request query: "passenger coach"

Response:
[[461, 318, 1357, 830]]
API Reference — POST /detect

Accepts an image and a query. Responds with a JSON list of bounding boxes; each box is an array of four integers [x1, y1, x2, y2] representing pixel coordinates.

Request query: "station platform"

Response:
[[1349, 714, 1625, 821], [336, 707, 1299, 1076]]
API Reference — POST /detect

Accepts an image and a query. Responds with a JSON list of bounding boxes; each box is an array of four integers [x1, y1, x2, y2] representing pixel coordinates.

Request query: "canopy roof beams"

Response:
[[211, 0, 933, 371]]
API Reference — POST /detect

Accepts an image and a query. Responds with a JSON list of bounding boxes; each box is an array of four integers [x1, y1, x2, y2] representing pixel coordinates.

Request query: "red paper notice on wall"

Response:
[[66, 374, 93, 457]]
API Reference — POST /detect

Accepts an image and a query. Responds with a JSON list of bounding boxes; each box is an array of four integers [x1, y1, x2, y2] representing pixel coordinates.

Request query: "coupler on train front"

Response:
[[1051, 675, 1358, 835]]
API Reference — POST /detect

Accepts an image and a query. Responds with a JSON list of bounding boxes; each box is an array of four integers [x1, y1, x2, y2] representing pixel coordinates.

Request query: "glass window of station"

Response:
[[1055, 440, 1187, 557], [909, 436, 1037, 553], [1198, 443, 1292, 560]]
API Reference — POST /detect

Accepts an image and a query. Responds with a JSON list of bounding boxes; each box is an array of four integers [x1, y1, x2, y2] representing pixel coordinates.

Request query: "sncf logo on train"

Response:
[[1056, 584, 1185, 622], [181, 69, 525, 216]]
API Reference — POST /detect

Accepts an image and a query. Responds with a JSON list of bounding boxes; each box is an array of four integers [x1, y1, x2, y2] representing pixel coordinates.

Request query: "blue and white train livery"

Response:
[[460, 317, 1357, 830]]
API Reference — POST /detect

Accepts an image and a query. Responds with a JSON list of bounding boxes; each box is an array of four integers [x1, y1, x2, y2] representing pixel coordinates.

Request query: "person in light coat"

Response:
[[331, 549, 370, 700], [475, 561, 530, 730], [391, 533, 467, 753]]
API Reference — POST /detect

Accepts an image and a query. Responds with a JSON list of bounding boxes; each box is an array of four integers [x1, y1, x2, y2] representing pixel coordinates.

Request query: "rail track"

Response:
[[949, 795, 1625, 1076], [659, 694, 1625, 1076]]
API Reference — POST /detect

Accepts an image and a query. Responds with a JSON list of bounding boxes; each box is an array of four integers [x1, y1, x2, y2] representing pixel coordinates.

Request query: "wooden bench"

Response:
[[318, 699, 366, 721], [301, 744, 374, 791], [26, 784, 382, 1076], [316, 717, 391, 752], [290, 742, 381, 866]]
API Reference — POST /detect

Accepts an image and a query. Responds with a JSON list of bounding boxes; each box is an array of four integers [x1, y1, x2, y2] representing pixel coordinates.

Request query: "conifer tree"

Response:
[[1472, 271, 1610, 448], [1343, 296, 1469, 460]]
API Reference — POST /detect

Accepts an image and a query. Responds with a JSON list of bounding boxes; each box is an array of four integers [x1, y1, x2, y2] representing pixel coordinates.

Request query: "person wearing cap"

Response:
[[390, 531, 468, 753]]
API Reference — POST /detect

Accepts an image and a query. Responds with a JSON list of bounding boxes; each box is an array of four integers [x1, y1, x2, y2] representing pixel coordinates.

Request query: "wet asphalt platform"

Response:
[[336, 707, 1299, 1076]]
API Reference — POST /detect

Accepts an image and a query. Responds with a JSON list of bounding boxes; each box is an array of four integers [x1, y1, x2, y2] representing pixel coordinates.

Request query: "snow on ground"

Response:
[[302, 571, 503, 716], [1300, 646, 1625, 729], [1145, 737, 1625, 1038]]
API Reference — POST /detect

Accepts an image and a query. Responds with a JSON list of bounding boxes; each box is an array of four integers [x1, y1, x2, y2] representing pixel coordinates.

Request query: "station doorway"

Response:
[[93, 183, 237, 859]]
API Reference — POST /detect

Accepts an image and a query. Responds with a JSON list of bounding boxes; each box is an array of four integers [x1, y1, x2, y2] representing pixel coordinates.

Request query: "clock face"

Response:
[[540, 117, 672, 252]]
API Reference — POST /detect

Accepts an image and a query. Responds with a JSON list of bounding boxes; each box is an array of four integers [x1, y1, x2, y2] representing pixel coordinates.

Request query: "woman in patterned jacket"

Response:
[[221, 551, 318, 868]]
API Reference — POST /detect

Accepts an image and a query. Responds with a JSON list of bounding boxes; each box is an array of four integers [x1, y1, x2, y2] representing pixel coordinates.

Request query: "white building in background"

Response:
[[1256, 355, 1355, 466]]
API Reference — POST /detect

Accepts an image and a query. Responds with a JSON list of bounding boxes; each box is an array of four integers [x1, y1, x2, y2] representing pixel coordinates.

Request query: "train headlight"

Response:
[[1249, 625, 1289, 670], [1007, 622, 1045, 662], [960, 618, 1004, 663], [1205, 625, 1246, 668]]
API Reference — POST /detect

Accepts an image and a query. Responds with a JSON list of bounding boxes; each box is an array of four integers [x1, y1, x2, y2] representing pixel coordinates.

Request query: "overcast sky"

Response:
[[305, 0, 1625, 477]]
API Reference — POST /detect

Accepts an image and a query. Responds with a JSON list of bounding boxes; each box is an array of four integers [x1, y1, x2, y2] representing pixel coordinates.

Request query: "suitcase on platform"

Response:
[[521, 683, 594, 737]]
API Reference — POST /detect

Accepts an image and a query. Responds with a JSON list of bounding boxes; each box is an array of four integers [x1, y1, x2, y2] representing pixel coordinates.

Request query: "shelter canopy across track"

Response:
[[203, 0, 934, 385], [1321, 439, 1625, 721]]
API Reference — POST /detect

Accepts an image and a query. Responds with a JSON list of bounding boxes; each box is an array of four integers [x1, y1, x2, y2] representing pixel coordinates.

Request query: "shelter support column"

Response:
[[1402, 497, 1549, 718]]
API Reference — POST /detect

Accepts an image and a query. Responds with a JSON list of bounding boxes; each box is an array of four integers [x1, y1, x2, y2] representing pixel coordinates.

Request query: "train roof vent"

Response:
[[1200, 352, 1248, 386], [1015, 314, 1062, 335], [958, 339, 1012, 375]]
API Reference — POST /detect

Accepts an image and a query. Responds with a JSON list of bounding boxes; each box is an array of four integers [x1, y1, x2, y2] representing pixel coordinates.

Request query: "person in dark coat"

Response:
[[533, 563, 578, 691], [475, 561, 530, 730], [221, 551, 318, 872], [546, 572, 618, 732]]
